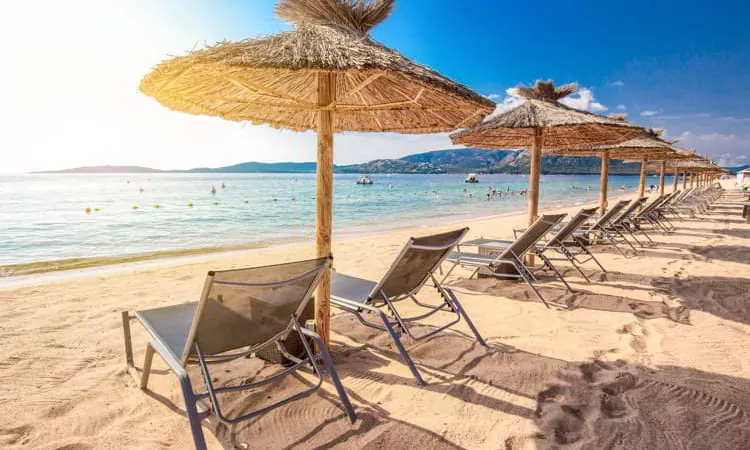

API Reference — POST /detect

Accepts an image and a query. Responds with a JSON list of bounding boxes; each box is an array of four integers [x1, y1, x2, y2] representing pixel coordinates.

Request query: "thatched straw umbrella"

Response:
[[648, 158, 724, 188], [139, 0, 494, 345], [637, 148, 700, 194], [549, 127, 678, 212], [450, 81, 643, 229]]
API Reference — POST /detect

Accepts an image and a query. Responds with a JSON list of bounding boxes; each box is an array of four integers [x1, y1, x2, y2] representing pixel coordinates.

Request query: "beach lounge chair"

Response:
[[619, 195, 670, 236], [442, 214, 573, 309], [575, 199, 633, 257], [330, 228, 485, 385], [458, 207, 606, 283], [635, 192, 679, 232], [602, 197, 651, 248], [122, 257, 355, 450]]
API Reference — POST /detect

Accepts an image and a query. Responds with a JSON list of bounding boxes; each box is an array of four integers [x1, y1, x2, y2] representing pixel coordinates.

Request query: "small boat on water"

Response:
[[465, 173, 479, 183], [356, 175, 374, 185]]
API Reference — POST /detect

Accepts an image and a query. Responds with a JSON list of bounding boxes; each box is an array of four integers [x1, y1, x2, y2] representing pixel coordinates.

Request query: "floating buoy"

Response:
[[187, 202, 194, 208], [94, 208, 101, 212], [244, 200, 249, 204], [154, 204, 162, 209], [210, 186, 216, 195], [213, 202, 219, 205], [221, 182, 226, 189], [84, 207, 92, 214], [132, 206, 139, 210], [139, 188, 144, 193]]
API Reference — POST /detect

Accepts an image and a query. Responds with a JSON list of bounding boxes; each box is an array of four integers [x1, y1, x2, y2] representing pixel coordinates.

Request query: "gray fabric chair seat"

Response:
[[135, 302, 197, 363], [331, 272, 377, 305], [460, 238, 515, 247], [446, 251, 501, 263]]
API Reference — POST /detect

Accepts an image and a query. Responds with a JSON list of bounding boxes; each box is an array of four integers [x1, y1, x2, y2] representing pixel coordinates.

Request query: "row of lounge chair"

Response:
[[121, 183, 724, 449]]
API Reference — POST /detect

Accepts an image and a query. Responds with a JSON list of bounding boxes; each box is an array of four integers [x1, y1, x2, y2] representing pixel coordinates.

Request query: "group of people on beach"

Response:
[[460, 187, 528, 201]]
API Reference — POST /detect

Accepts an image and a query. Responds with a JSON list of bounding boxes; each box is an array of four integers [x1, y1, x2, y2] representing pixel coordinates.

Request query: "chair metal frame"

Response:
[[330, 228, 486, 386], [443, 214, 573, 309], [574, 199, 634, 257], [122, 258, 355, 450]]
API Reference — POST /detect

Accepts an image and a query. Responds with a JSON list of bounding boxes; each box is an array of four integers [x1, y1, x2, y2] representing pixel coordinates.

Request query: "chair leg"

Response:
[[579, 242, 606, 273], [303, 332, 357, 423], [539, 254, 574, 293], [140, 343, 155, 390], [559, 248, 590, 282], [122, 311, 134, 367], [376, 312, 426, 385], [604, 233, 628, 258], [178, 372, 208, 450], [512, 261, 550, 309], [442, 287, 486, 346]]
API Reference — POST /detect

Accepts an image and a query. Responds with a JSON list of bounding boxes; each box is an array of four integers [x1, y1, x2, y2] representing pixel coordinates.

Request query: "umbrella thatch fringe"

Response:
[[512, 80, 577, 102], [450, 80, 643, 149], [140, 0, 493, 133], [276, 0, 394, 35]]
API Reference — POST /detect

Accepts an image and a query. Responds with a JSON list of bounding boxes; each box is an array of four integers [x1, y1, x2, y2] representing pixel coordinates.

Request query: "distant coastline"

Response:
[[35, 149, 743, 175], [34, 149, 653, 175]]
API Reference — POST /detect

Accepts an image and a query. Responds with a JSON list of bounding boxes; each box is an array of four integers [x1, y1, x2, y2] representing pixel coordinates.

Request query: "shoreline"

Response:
[[2, 181, 748, 449], [0, 191, 635, 287]]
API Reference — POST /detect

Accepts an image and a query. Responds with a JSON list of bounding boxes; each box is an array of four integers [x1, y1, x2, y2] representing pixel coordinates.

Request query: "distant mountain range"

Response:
[[37, 149, 737, 175], [724, 164, 750, 173]]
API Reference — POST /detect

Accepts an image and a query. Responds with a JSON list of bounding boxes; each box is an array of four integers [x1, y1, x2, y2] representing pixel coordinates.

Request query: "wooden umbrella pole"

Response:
[[659, 161, 666, 195], [599, 151, 609, 214], [682, 171, 687, 189], [527, 128, 543, 265], [638, 157, 647, 198], [315, 71, 335, 347], [690, 173, 695, 188], [673, 168, 679, 192]]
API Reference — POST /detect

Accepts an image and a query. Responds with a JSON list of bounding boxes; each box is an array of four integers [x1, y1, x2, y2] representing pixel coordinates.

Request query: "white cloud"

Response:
[[485, 94, 502, 100], [483, 88, 525, 121], [558, 88, 608, 112], [673, 131, 750, 166], [608, 81, 625, 87], [640, 110, 660, 117], [484, 84, 609, 122], [616, 104, 627, 111]]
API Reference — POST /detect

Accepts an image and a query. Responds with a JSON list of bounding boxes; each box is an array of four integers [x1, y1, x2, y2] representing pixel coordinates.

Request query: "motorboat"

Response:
[[356, 175, 374, 185]]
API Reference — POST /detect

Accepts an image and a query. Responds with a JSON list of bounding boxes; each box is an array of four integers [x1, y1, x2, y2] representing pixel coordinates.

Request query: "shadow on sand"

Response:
[[535, 359, 750, 449]]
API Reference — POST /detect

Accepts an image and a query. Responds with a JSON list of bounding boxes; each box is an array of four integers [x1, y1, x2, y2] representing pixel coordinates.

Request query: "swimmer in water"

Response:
[[221, 182, 226, 189], [210, 186, 216, 195]]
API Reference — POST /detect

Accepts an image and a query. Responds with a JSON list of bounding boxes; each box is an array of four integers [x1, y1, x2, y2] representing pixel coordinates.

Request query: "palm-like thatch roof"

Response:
[[550, 127, 687, 160], [647, 158, 725, 173], [139, 0, 494, 133], [449, 80, 643, 149]]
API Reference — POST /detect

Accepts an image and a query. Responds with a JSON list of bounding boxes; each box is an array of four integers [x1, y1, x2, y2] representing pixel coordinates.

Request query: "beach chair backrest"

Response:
[[636, 195, 665, 217], [371, 228, 468, 300], [547, 207, 598, 247], [497, 214, 566, 260], [181, 257, 330, 364], [589, 200, 630, 230], [612, 197, 647, 224]]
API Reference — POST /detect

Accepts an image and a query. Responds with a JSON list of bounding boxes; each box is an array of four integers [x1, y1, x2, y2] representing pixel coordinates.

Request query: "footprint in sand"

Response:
[[534, 359, 750, 448]]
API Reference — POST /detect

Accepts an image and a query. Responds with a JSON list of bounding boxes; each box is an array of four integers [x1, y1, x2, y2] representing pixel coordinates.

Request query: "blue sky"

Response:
[[2, 0, 749, 172]]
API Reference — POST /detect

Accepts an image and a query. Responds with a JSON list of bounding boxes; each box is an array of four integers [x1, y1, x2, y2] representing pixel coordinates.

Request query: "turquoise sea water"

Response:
[[0, 173, 653, 266]]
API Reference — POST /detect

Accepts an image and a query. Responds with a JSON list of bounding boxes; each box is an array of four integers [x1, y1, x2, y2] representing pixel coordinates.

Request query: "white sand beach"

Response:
[[1, 182, 748, 449]]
